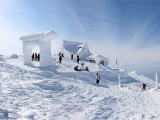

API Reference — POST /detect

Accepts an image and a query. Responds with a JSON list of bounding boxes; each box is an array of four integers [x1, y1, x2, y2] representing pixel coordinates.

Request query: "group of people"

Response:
[[32, 53, 40, 61], [31, 52, 148, 88], [58, 52, 80, 64], [58, 52, 101, 84], [71, 54, 80, 63], [74, 63, 89, 72]]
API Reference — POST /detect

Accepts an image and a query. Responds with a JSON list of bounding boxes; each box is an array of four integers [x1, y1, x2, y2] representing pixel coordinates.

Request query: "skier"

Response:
[[142, 83, 147, 90], [32, 53, 34, 61], [37, 53, 40, 61], [71, 54, 73, 60], [77, 55, 80, 64], [96, 73, 100, 84], [59, 55, 62, 63]]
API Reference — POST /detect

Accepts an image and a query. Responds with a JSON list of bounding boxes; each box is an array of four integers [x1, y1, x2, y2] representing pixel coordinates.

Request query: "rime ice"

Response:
[[20, 31, 57, 67]]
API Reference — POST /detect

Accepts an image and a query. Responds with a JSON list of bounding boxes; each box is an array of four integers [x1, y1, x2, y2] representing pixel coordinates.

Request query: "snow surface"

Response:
[[0, 56, 160, 120], [0, 55, 5, 61]]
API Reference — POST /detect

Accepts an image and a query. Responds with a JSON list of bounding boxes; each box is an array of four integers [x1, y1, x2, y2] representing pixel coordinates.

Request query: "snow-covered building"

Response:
[[61, 40, 92, 60], [61, 40, 109, 66], [20, 31, 57, 67]]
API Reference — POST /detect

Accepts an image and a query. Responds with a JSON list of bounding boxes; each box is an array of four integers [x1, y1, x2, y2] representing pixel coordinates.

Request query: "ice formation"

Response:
[[61, 40, 109, 66], [20, 31, 57, 67], [61, 40, 92, 59]]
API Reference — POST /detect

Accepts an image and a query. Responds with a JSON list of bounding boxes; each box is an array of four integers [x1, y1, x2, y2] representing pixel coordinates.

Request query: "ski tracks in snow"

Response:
[[1, 59, 160, 120]]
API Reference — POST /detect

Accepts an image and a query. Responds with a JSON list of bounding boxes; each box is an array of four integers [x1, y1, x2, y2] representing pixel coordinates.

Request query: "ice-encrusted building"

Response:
[[61, 40, 92, 60], [20, 31, 57, 67], [61, 40, 109, 66]]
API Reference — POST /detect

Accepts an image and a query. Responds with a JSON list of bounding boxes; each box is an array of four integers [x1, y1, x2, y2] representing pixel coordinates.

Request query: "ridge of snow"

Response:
[[20, 31, 57, 41]]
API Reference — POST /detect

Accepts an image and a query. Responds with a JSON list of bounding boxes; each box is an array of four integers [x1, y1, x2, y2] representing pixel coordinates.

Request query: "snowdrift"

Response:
[[20, 31, 57, 41], [10, 54, 19, 59]]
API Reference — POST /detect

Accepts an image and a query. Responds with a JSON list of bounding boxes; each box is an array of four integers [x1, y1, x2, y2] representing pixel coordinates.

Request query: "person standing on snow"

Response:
[[142, 83, 147, 90], [96, 73, 101, 84], [77, 55, 80, 64], [59, 55, 62, 63], [71, 54, 73, 60], [37, 53, 40, 61], [32, 53, 34, 61]]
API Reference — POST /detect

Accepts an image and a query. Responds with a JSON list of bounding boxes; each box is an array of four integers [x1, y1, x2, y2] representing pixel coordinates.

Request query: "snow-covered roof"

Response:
[[20, 31, 57, 41]]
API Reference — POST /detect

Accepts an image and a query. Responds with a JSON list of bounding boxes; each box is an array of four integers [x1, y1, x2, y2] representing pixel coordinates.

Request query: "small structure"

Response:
[[20, 31, 57, 67]]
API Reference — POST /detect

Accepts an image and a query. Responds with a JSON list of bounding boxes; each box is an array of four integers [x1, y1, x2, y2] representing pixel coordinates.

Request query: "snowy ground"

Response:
[[0, 56, 160, 120]]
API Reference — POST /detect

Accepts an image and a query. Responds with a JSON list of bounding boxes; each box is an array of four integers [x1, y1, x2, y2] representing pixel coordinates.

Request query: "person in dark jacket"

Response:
[[71, 54, 73, 60], [96, 73, 100, 84], [32, 53, 34, 61], [59, 55, 62, 63], [77, 55, 80, 64], [74, 66, 81, 71], [37, 53, 40, 61], [142, 83, 147, 90], [85, 66, 89, 72]]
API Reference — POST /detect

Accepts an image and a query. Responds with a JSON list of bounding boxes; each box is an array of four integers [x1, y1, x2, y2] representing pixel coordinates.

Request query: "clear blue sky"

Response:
[[0, 0, 160, 67]]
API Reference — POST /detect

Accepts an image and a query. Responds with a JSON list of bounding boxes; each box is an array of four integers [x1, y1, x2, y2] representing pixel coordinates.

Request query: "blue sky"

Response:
[[0, 0, 160, 67]]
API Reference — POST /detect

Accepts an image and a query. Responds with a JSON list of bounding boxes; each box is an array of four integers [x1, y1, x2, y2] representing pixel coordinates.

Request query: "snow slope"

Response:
[[0, 56, 160, 120]]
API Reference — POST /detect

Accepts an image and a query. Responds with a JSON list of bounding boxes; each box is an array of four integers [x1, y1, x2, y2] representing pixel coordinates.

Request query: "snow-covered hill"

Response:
[[0, 56, 160, 120]]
